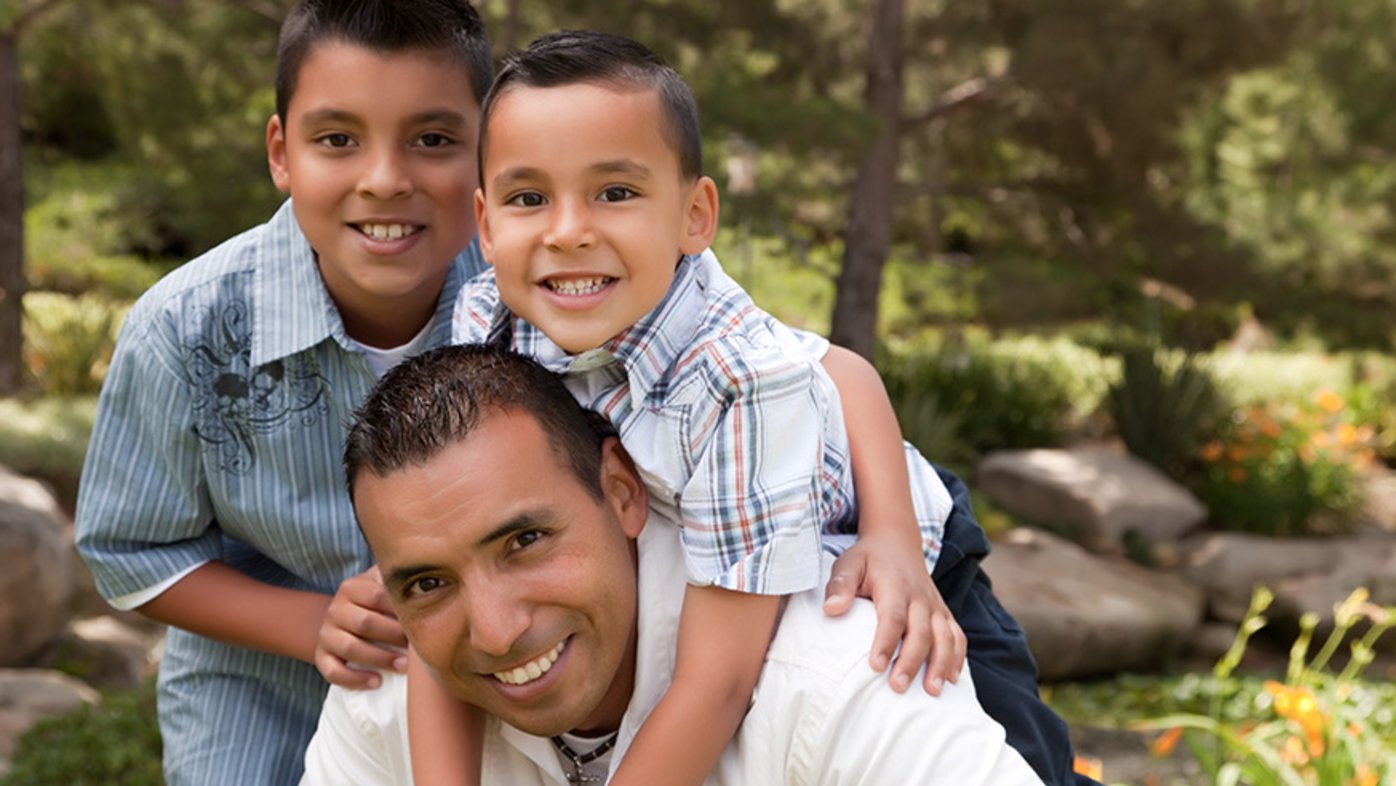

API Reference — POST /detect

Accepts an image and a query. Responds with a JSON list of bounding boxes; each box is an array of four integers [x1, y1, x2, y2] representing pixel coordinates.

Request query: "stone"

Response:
[[0, 669, 99, 763], [1178, 532, 1349, 623], [983, 528, 1205, 680], [37, 616, 163, 691], [0, 466, 75, 666], [977, 445, 1207, 553], [1267, 536, 1396, 651]]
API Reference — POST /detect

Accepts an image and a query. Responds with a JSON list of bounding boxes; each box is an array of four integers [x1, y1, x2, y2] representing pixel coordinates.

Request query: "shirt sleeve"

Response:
[[300, 675, 412, 786], [675, 338, 828, 595], [74, 307, 224, 603]]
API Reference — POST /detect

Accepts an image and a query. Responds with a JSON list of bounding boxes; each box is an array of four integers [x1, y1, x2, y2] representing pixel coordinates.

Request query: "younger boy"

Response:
[[73, 2, 492, 784], [436, 29, 1093, 786]]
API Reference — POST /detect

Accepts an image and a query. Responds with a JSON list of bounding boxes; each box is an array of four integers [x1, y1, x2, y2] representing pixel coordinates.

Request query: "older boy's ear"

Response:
[[600, 437, 648, 539], [474, 188, 495, 266], [266, 115, 291, 193], [679, 176, 720, 255]]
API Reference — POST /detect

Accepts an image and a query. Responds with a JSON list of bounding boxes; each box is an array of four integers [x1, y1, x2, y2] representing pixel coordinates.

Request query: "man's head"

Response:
[[345, 345, 649, 736], [266, 0, 493, 347], [474, 30, 720, 354]]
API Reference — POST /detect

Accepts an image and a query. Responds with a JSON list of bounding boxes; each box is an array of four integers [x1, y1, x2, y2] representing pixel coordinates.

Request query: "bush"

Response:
[[1109, 346, 1225, 479], [880, 331, 1113, 457], [1, 680, 162, 786], [0, 396, 97, 508], [22, 291, 127, 396], [1197, 389, 1376, 536]]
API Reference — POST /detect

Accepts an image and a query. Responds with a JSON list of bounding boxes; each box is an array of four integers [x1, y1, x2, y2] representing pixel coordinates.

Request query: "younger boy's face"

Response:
[[267, 42, 480, 342], [476, 82, 717, 354]]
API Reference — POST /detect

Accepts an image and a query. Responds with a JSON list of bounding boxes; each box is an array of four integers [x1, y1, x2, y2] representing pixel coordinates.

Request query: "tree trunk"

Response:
[[829, 0, 905, 360], [0, 28, 25, 395]]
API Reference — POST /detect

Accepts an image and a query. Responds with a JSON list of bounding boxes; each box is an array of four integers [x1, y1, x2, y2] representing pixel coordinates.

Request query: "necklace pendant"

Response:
[[565, 764, 601, 785]]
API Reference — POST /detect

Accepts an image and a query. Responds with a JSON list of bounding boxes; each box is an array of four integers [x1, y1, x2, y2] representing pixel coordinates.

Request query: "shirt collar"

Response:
[[252, 200, 484, 366], [493, 251, 713, 402]]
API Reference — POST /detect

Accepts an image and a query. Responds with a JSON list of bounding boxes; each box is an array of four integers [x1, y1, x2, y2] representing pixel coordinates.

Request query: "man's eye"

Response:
[[506, 192, 546, 208], [510, 530, 545, 551], [599, 186, 637, 203], [417, 133, 454, 148], [316, 133, 354, 149], [404, 576, 445, 598]]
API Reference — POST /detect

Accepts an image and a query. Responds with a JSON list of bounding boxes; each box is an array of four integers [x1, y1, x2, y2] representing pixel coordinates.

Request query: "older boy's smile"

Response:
[[476, 82, 717, 354], [354, 222, 424, 242]]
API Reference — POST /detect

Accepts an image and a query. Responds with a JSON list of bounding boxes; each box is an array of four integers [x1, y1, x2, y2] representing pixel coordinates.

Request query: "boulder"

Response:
[[0, 466, 75, 666], [37, 616, 163, 691], [977, 445, 1207, 553], [0, 669, 99, 767], [1177, 532, 1347, 622], [1267, 536, 1396, 652], [983, 528, 1205, 680]]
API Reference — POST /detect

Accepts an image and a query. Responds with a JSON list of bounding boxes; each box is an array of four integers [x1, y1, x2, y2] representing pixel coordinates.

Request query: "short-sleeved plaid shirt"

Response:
[[455, 251, 948, 594]]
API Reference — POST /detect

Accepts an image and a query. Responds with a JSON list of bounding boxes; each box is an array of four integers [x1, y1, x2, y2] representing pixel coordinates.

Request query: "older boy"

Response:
[[74, 2, 491, 784], [448, 30, 1092, 786]]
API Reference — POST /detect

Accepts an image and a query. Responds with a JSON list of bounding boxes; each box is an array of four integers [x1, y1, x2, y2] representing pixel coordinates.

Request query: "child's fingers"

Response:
[[867, 598, 909, 677], [822, 551, 867, 617], [887, 608, 933, 694], [914, 613, 964, 696], [316, 653, 389, 690]]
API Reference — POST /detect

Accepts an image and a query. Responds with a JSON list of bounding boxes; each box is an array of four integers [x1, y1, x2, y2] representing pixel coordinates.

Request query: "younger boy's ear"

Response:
[[474, 188, 495, 266], [679, 176, 720, 256], [266, 115, 291, 193]]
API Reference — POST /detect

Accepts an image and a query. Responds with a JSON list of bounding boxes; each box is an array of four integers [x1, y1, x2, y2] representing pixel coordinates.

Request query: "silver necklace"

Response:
[[550, 732, 619, 785]]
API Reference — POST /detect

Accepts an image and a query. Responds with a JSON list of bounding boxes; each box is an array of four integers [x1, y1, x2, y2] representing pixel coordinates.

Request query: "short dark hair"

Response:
[[478, 29, 703, 185], [344, 344, 618, 504], [275, 0, 494, 123]]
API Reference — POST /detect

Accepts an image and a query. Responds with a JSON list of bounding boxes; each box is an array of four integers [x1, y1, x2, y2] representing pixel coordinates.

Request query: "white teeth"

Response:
[[493, 640, 566, 686], [359, 223, 417, 240], [547, 277, 611, 296]]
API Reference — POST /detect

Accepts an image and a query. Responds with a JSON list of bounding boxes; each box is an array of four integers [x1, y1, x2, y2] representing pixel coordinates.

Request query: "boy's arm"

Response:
[[407, 649, 483, 786], [607, 586, 781, 786], [138, 561, 409, 686], [819, 345, 966, 695]]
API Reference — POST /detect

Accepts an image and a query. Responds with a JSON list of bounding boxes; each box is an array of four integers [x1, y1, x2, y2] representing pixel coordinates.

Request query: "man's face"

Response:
[[353, 409, 648, 736], [266, 42, 480, 346], [476, 81, 718, 354]]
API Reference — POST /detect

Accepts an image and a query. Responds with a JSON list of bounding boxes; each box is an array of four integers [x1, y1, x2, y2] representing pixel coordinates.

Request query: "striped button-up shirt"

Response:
[[74, 200, 484, 784], [455, 251, 948, 595]]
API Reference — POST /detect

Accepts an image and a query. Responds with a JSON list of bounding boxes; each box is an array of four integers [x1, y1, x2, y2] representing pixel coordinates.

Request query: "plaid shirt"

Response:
[[455, 251, 946, 594]]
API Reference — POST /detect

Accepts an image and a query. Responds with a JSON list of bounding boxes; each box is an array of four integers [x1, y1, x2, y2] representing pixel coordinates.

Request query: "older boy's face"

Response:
[[267, 43, 479, 345], [476, 83, 717, 354], [353, 409, 648, 737]]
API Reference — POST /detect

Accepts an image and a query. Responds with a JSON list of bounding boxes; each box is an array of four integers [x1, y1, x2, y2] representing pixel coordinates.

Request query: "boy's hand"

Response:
[[823, 537, 965, 696], [315, 565, 409, 689]]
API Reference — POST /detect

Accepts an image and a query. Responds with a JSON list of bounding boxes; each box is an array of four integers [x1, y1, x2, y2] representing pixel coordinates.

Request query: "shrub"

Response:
[[0, 396, 97, 508], [1, 680, 163, 786], [1137, 587, 1396, 786], [22, 291, 127, 396], [1109, 346, 1225, 479], [1197, 389, 1377, 536]]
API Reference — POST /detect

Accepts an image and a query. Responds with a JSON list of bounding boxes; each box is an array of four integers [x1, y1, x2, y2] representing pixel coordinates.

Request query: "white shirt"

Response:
[[300, 516, 1043, 786]]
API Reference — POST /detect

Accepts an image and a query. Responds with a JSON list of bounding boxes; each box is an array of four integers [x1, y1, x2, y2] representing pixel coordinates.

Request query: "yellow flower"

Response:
[[1149, 727, 1183, 758], [1316, 389, 1345, 413], [1337, 423, 1358, 446], [1072, 756, 1103, 780], [1351, 765, 1379, 786]]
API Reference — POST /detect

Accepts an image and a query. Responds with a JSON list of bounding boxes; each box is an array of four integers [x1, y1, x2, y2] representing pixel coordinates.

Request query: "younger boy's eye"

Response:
[[403, 575, 446, 599], [599, 186, 637, 203], [505, 192, 546, 208], [316, 133, 354, 149], [416, 133, 454, 148]]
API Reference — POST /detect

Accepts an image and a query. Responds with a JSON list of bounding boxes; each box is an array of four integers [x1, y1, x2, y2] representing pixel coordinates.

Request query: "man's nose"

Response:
[[357, 146, 414, 200], [543, 197, 596, 252], [466, 581, 531, 657]]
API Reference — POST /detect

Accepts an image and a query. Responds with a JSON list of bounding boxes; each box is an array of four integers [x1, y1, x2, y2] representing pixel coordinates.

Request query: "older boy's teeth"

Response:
[[547, 277, 610, 296], [494, 641, 565, 686], [360, 223, 416, 240]]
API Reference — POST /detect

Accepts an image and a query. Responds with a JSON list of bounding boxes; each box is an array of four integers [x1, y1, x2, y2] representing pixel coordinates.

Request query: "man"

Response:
[[301, 344, 1044, 785]]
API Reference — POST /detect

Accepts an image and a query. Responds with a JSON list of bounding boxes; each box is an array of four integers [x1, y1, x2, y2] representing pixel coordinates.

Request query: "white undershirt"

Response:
[[352, 321, 434, 379]]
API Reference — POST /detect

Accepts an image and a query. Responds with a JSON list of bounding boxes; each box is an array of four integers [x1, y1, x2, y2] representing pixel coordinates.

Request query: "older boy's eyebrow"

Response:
[[298, 108, 469, 129], [492, 167, 547, 191]]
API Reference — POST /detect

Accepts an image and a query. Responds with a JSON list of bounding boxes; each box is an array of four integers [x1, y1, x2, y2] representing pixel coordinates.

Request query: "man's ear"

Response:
[[266, 114, 291, 193], [679, 176, 720, 256], [600, 437, 647, 539], [474, 188, 495, 267]]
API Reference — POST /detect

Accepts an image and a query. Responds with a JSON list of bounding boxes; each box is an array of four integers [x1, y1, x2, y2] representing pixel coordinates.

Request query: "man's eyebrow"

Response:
[[382, 511, 554, 589]]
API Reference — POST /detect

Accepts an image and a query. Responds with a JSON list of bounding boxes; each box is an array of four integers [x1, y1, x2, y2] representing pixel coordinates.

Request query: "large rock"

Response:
[[37, 616, 164, 691], [983, 528, 1205, 680], [0, 669, 99, 770], [1267, 536, 1396, 651], [0, 466, 75, 666], [1177, 532, 1347, 622], [977, 445, 1207, 553]]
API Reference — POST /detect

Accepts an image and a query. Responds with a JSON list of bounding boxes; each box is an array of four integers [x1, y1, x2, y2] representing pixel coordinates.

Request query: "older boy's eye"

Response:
[[403, 576, 446, 599], [599, 186, 637, 203], [316, 133, 354, 149], [506, 192, 546, 208]]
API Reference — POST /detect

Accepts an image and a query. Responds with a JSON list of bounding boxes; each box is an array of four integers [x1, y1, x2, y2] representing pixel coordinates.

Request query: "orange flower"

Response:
[[1201, 441, 1224, 462], [1351, 765, 1379, 786], [1227, 466, 1248, 483], [1149, 727, 1183, 758], [1072, 756, 1103, 780], [1337, 423, 1358, 446], [1265, 680, 1328, 755], [1227, 444, 1249, 462], [1316, 389, 1345, 413]]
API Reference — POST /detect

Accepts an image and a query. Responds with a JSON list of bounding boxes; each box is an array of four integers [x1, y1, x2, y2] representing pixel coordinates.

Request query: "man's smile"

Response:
[[492, 638, 568, 686]]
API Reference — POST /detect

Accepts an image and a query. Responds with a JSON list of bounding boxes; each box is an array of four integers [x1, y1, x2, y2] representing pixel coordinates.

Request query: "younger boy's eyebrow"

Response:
[[589, 160, 652, 178]]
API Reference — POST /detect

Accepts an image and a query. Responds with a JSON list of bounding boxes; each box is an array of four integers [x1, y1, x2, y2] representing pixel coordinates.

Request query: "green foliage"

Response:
[[879, 332, 1112, 456], [22, 291, 126, 396], [1, 680, 162, 786], [1108, 346, 1224, 479], [0, 395, 97, 507], [1197, 390, 1376, 537]]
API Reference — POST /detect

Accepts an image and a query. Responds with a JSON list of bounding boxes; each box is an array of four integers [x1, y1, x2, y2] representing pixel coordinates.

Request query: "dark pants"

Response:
[[932, 465, 1102, 786]]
